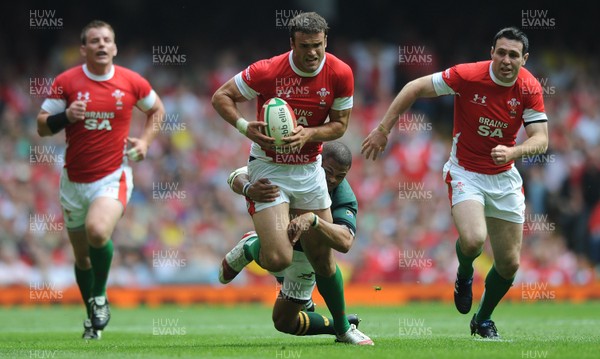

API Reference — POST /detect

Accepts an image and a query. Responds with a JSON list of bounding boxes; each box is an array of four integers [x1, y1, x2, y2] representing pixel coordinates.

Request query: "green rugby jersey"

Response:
[[329, 178, 358, 236]]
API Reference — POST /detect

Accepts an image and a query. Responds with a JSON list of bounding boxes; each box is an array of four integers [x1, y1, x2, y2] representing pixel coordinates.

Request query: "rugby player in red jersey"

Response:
[[363, 27, 548, 339], [37, 20, 165, 339], [213, 12, 372, 344]]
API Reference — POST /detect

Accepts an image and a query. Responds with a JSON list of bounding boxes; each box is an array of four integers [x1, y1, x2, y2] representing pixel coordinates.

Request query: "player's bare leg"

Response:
[[452, 200, 487, 257], [296, 208, 336, 277], [470, 218, 522, 338], [86, 197, 122, 248], [451, 200, 487, 314], [218, 204, 294, 283], [251, 203, 293, 272], [486, 217, 522, 281], [84, 197, 123, 332]]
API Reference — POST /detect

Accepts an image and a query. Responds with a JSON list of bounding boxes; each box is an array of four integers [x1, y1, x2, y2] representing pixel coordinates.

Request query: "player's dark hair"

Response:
[[492, 27, 529, 55], [80, 20, 115, 45], [289, 12, 329, 41], [322, 141, 352, 168]]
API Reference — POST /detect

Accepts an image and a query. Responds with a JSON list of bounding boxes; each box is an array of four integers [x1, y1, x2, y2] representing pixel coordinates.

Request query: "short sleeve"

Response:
[[522, 77, 547, 125], [233, 60, 273, 100], [432, 66, 462, 96], [132, 73, 155, 111], [332, 204, 357, 236], [332, 62, 354, 111], [40, 73, 67, 114]]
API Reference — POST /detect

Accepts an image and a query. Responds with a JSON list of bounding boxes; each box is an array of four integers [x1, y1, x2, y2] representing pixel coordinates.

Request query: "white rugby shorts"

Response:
[[443, 160, 525, 223], [59, 165, 133, 229], [246, 155, 331, 215]]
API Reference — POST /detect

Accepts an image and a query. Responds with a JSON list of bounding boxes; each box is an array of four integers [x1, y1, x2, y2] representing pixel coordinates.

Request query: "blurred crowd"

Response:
[[1, 32, 599, 289]]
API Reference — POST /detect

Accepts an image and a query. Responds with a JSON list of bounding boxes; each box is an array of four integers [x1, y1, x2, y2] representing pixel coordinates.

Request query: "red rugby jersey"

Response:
[[42, 64, 156, 182], [235, 51, 354, 164], [432, 60, 547, 174]]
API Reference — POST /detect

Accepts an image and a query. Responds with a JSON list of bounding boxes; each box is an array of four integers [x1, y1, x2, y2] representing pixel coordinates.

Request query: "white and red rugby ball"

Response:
[[260, 97, 297, 146]]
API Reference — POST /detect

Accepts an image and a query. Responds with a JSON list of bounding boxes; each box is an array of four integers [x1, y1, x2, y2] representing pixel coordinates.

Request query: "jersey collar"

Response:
[[489, 62, 517, 87], [83, 64, 115, 81], [288, 51, 326, 77]]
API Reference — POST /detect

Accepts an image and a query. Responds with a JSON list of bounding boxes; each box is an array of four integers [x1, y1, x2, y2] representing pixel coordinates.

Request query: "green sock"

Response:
[[243, 235, 262, 267], [456, 239, 481, 280], [294, 311, 335, 335], [74, 265, 94, 318], [89, 240, 114, 298], [476, 266, 514, 322], [315, 265, 350, 334]]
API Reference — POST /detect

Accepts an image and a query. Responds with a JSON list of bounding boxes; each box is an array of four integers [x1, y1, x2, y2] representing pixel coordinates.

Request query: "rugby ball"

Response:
[[260, 98, 297, 146]]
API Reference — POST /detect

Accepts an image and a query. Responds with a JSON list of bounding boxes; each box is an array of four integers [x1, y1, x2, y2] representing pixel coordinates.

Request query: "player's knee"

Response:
[[459, 241, 484, 257], [495, 260, 519, 279], [85, 222, 111, 246], [458, 234, 485, 256], [306, 249, 335, 276], [262, 252, 292, 272], [311, 260, 336, 277]]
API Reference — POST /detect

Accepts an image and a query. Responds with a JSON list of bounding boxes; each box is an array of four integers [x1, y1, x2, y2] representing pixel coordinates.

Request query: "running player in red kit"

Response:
[[213, 12, 372, 344], [362, 27, 548, 339], [37, 20, 165, 339]]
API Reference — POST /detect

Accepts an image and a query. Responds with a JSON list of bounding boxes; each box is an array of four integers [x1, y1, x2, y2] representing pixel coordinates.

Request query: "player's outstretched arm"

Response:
[[212, 78, 274, 149], [362, 74, 438, 160], [288, 213, 354, 253], [37, 100, 86, 137]]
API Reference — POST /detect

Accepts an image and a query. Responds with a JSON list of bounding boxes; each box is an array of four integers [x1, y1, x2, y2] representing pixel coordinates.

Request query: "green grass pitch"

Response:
[[1, 302, 599, 358]]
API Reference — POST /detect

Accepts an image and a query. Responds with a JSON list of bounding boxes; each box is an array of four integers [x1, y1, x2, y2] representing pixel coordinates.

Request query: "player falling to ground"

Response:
[[362, 27, 548, 339], [37, 20, 165, 339], [212, 12, 367, 344], [222, 142, 373, 345]]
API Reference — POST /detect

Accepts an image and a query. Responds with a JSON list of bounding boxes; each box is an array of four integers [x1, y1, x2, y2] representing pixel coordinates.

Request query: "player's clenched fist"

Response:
[[126, 137, 149, 162], [491, 145, 515, 165], [66, 100, 87, 122]]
